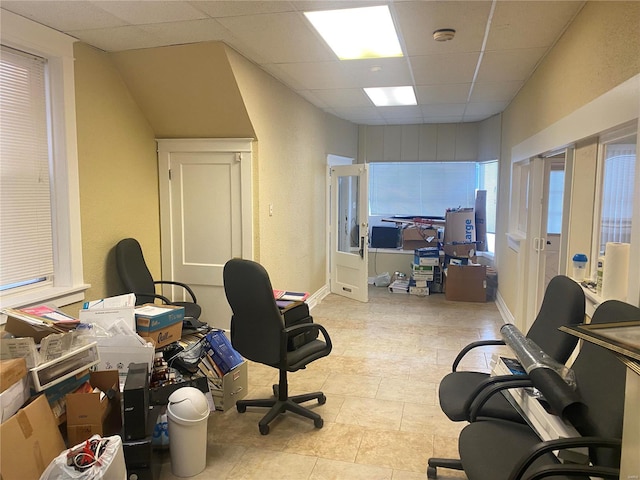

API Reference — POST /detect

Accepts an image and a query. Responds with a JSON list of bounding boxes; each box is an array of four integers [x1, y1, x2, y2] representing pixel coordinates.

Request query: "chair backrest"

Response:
[[570, 300, 640, 468], [223, 258, 284, 366], [115, 238, 156, 305], [526, 275, 585, 363]]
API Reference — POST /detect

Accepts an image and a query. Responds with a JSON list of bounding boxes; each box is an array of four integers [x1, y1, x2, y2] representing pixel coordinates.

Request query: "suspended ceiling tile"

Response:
[[216, 11, 335, 64], [69, 25, 164, 51], [394, 0, 492, 56], [422, 115, 465, 124], [376, 105, 423, 119], [421, 103, 467, 116], [470, 81, 524, 103], [94, 1, 207, 25], [411, 53, 480, 85], [476, 47, 548, 83], [486, 1, 584, 51], [309, 89, 373, 108], [465, 101, 510, 117], [189, 0, 297, 18], [415, 84, 472, 104], [1, 0, 126, 30], [134, 19, 232, 48]]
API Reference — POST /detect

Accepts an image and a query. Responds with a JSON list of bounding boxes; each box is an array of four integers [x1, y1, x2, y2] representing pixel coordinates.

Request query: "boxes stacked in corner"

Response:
[[411, 247, 442, 295]]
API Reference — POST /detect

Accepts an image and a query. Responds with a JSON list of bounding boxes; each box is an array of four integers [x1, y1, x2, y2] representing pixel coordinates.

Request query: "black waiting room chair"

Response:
[[115, 238, 202, 323], [223, 258, 332, 435], [457, 299, 638, 479], [428, 275, 585, 478]]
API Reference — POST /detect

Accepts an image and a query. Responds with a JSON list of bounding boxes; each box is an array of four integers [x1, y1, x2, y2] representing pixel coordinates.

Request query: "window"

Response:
[[0, 11, 86, 313], [597, 133, 636, 254], [547, 167, 565, 235], [368, 160, 499, 252], [1, 46, 53, 293]]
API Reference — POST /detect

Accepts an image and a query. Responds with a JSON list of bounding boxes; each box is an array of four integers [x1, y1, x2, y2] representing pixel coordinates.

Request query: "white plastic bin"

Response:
[[167, 387, 210, 477]]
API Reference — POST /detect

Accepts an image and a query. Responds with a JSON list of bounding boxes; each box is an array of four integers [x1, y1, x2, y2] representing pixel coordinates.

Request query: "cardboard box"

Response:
[[0, 376, 30, 423], [135, 304, 184, 348], [65, 370, 122, 446], [211, 361, 248, 411], [444, 209, 476, 244], [3, 315, 59, 343], [0, 394, 66, 480], [445, 264, 487, 302], [0, 337, 40, 369], [0, 358, 27, 393], [95, 336, 155, 387], [443, 243, 477, 263], [402, 227, 438, 250]]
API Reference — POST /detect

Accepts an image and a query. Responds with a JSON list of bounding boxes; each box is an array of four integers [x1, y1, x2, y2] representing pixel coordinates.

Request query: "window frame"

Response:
[[590, 122, 638, 272], [0, 11, 87, 315]]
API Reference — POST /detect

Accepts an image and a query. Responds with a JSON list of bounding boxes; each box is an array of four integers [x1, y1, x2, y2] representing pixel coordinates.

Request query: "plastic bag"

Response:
[[40, 435, 126, 480], [373, 272, 391, 287]]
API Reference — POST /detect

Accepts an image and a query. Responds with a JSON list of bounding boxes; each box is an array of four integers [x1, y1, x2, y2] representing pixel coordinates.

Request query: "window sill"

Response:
[[0, 284, 90, 322], [506, 232, 525, 252], [368, 247, 414, 254]]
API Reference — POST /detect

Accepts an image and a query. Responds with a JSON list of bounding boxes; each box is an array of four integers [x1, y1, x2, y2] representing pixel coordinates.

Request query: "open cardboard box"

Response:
[[0, 394, 66, 480], [65, 370, 122, 446]]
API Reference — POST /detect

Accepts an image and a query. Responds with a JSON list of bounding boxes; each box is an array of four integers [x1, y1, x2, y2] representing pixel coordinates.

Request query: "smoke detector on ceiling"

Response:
[[433, 28, 456, 42]]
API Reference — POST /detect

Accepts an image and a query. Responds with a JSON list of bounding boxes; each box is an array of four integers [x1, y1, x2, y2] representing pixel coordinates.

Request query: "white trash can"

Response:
[[167, 387, 210, 477]]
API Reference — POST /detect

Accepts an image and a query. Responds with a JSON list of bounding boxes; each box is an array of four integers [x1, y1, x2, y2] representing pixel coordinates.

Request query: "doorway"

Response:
[[157, 138, 253, 330], [329, 163, 369, 302], [523, 149, 572, 331]]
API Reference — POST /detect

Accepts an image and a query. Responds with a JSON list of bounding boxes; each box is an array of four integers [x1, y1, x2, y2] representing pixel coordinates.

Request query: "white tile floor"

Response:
[[155, 287, 507, 479]]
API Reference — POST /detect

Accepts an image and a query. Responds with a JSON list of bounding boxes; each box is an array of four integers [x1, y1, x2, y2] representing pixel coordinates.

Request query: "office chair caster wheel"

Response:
[[259, 424, 270, 435], [237, 404, 246, 413], [427, 466, 437, 479], [318, 394, 326, 405], [314, 418, 323, 429]]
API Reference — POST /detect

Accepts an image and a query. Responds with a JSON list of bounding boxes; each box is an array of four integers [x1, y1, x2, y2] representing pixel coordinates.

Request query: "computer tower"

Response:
[[123, 362, 149, 441]]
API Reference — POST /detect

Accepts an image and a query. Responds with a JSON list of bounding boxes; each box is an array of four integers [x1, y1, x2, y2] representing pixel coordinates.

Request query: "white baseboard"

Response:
[[495, 290, 514, 325], [307, 284, 330, 311]]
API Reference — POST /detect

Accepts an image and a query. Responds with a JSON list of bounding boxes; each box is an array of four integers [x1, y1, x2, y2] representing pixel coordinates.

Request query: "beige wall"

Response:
[[497, 2, 640, 319], [226, 46, 359, 292], [109, 42, 254, 139], [68, 43, 160, 314], [72, 39, 357, 307]]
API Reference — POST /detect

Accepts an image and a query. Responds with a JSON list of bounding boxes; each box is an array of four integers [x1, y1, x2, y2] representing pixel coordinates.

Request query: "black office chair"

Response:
[[428, 275, 584, 478], [457, 299, 638, 480], [223, 258, 332, 435], [115, 238, 202, 323]]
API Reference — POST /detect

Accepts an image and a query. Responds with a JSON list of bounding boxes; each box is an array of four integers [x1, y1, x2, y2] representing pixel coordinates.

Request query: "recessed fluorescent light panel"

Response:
[[364, 86, 417, 107], [304, 6, 403, 60]]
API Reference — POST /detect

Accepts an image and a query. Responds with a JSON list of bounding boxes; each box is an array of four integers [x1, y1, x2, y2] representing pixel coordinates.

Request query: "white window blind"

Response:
[[599, 142, 636, 253], [369, 162, 477, 217], [0, 46, 53, 290]]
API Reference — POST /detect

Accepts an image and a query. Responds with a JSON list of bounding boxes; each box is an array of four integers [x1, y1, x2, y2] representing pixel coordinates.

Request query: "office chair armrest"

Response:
[[509, 436, 622, 480], [283, 322, 332, 351], [153, 280, 198, 303], [133, 291, 173, 305], [462, 374, 530, 414], [521, 464, 619, 480], [468, 378, 534, 421], [452, 339, 506, 372]]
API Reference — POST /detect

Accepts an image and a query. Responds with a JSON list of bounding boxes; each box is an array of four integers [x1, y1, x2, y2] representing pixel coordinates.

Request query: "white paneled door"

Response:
[[157, 139, 253, 330], [330, 164, 369, 303]]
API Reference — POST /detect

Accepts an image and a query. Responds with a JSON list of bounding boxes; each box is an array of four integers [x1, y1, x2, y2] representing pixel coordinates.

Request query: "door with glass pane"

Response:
[[330, 164, 369, 302], [523, 150, 572, 332]]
